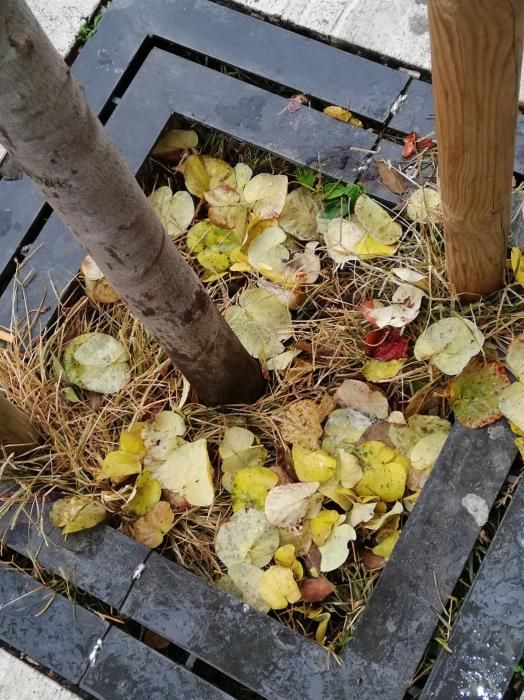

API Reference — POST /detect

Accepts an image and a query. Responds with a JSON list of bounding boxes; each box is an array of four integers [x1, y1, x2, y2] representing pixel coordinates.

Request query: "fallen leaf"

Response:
[[258, 565, 301, 609], [303, 547, 322, 577], [98, 450, 142, 484], [149, 186, 195, 237], [265, 482, 319, 528], [292, 443, 337, 483], [319, 523, 356, 572], [351, 236, 398, 259], [120, 425, 146, 457], [391, 268, 427, 286], [323, 105, 352, 122], [414, 317, 485, 375], [64, 333, 129, 394], [361, 550, 386, 570], [376, 161, 406, 195], [364, 500, 404, 531], [310, 509, 342, 546], [279, 188, 320, 241], [187, 219, 242, 274], [274, 544, 296, 567], [184, 155, 236, 198], [444, 358, 510, 428], [266, 348, 301, 370], [402, 132, 417, 158], [124, 470, 162, 516], [152, 129, 198, 157], [286, 94, 308, 112], [407, 465, 430, 491], [324, 217, 365, 264], [81, 256, 120, 304], [390, 414, 451, 457], [278, 399, 323, 450], [219, 426, 267, 488], [228, 563, 269, 613], [243, 174, 288, 219], [234, 162, 253, 193], [232, 466, 279, 511], [506, 334, 524, 381], [354, 195, 402, 245], [347, 501, 377, 527], [363, 358, 406, 382], [338, 450, 363, 488], [50, 496, 107, 534], [322, 408, 372, 455], [355, 442, 409, 502], [247, 226, 289, 279], [133, 501, 174, 548], [365, 327, 409, 361], [409, 432, 448, 470], [204, 185, 240, 207], [153, 439, 214, 507], [363, 284, 425, 329], [334, 379, 389, 419], [511, 247, 524, 285], [143, 411, 186, 467], [499, 381, 524, 432], [215, 508, 279, 568], [372, 530, 400, 559], [282, 241, 321, 285], [299, 576, 335, 602], [224, 288, 294, 360], [406, 187, 441, 225]]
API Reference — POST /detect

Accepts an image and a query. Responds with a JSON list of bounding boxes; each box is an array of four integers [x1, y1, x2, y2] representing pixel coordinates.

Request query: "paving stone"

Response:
[[81, 626, 232, 700], [228, 0, 289, 18], [123, 552, 344, 699], [388, 78, 435, 136], [282, 0, 349, 37], [0, 567, 108, 683], [421, 477, 524, 699], [0, 647, 80, 700]]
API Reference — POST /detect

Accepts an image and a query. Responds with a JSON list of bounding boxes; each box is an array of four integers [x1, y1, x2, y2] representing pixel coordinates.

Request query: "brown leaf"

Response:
[[303, 547, 322, 577], [270, 465, 294, 486], [357, 421, 394, 447], [143, 630, 170, 650], [361, 550, 386, 571], [299, 576, 336, 602], [278, 400, 323, 450], [376, 160, 406, 195], [404, 385, 441, 418]]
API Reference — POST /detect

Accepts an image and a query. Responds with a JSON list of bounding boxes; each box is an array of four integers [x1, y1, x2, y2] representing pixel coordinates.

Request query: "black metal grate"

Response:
[[0, 1, 522, 698]]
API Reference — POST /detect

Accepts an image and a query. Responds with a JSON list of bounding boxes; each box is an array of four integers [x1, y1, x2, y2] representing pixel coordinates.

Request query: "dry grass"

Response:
[[1, 139, 523, 653]]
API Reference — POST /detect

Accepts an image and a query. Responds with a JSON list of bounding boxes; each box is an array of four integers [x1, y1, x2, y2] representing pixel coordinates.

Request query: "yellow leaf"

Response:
[[258, 565, 301, 609], [363, 358, 406, 382], [322, 408, 372, 455], [354, 195, 402, 244], [215, 508, 279, 568], [323, 105, 352, 122], [372, 530, 400, 559], [149, 186, 194, 237], [243, 174, 288, 219], [314, 613, 331, 643], [143, 411, 186, 467], [120, 426, 146, 457], [349, 116, 364, 128], [153, 129, 198, 155], [184, 155, 236, 198], [247, 226, 289, 279], [228, 563, 268, 613], [64, 332, 129, 394], [310, 509, 342, 546], [98, 450, 142, 484], [406, 187, 441, 225], [347, 501, 377, 527], [355, 441, 408, 502], [512, 247, 524, 285], [231, 467, 278, 511], [499, 381, 524, 432], [338, 450, 363, 488], [132, 501, 174, 548], [292, 443, 337, 483], [390, 414, 451, 457], [506, 334, 524, 381], [153, 439, 214, 507], [515, 437, 524, 460], [50, 496, 106, 535], [219, 426, 267, 489], [324, 217, 366, 264], [352, 236, 398, 258], [124, 470, 161, 516], [319, 523, 356, 572], [81, 256, 120, 304], [274, 544, 296, 567], [279, 187, 320, 241], [365, 500, 404, 531], [410, 432, 448, 471], [278, 399, 323, 450]]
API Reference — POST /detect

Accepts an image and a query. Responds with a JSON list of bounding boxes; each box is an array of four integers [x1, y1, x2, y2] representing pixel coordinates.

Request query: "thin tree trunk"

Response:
[[0, 0, 265, 406], [429, 0, 524, 300], [0, 394, 38, 454]]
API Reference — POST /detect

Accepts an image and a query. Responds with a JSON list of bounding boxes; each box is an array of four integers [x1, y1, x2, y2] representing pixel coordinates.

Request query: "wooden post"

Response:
[[0, 394, 38, 454], [428, 0, 524, 300]]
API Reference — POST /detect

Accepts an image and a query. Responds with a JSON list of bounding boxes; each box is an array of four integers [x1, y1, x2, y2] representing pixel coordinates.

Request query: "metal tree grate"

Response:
[[0, 1, 522, 698]]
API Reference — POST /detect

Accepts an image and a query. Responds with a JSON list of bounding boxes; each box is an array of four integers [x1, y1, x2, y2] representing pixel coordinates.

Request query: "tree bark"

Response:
[[0, 394, 38, 454], [0, 0, 265, 406], [429, 0, 524, 300]]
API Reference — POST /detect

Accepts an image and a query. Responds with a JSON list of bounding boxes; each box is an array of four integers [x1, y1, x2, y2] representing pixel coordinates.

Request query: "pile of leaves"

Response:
[[1, 123, 524, 651]]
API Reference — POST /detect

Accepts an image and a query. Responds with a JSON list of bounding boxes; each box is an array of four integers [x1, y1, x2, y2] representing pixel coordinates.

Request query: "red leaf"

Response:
[[299, 576, 336, 602], [361, 550, 386, 571], [286, 94, 308, 113], [365, 328, 409, 361], [417, 137, 437, 150], [402, 132, 417, 158]]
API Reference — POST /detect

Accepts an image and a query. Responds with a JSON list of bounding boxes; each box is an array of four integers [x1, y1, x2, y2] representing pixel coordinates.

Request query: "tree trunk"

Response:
[[428, 0, 524, 300], [0, 0, 265, 406], [0, 394, 38, 454]]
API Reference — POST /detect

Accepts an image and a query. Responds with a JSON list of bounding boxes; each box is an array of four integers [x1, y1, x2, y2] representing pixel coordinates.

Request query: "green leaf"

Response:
[[124, 470, 162, 516], [295, 167, 316, 190], [63, 333, 129, 394], [50, 496, 107, 534]]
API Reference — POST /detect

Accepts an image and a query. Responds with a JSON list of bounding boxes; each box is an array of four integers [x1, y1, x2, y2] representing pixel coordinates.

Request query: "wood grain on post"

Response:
[[0, 394, 38, 454], [429, 0, 524, 299]]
